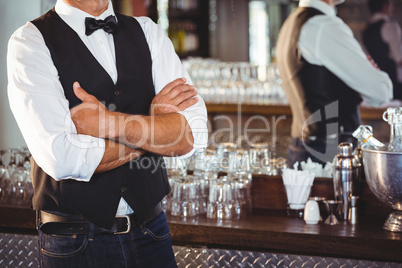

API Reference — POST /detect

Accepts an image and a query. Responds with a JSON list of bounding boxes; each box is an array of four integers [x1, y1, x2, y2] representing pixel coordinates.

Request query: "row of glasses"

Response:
[[167, 173, 252, 220], [168, 173, 216, 218], [163, 141, 288, 220], [182, 57, 288, 105], [170, 175, 201, 217], [189, 145, 268, 175], [164, 152, 218, 217], [0, 148, 33, 206], [164, 147, 253, 220], [207, 175, 252, 220], [216, 142, 273, 175]]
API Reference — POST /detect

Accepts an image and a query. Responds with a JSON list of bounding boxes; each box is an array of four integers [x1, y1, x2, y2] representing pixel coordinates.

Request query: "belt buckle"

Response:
[[114, 215, 131, 235]]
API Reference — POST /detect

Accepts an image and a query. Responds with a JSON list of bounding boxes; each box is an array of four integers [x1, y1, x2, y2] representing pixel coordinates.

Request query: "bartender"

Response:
[[276, 0, 393, 167]]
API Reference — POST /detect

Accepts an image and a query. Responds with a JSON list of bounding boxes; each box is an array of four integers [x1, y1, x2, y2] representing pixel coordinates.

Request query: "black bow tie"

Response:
[[85, 15, 118, 36]]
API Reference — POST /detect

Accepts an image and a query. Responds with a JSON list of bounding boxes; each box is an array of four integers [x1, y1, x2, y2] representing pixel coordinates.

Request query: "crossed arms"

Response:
[[70, 78, 202, 173]]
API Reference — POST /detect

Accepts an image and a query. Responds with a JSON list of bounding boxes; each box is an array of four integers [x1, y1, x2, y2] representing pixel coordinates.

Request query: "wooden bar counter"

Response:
[[168, 210, 402, 263], [1, 176, 401, 263], [166, 175, 402, 263]]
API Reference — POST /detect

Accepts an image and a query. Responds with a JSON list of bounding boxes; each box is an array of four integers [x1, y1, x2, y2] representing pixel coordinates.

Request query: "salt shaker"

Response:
[[332, 143, 361, 221], [304, 200, 320, 224]]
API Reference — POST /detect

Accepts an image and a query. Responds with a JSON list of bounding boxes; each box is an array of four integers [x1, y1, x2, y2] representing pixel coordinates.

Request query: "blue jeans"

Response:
[[38, 211, 177, 268]]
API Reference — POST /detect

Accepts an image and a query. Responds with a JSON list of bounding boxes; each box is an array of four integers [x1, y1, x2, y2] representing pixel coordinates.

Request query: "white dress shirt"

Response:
[[368, 12, 402, 83], [298, 0, 393, 107], [7, 0, 208, 215]]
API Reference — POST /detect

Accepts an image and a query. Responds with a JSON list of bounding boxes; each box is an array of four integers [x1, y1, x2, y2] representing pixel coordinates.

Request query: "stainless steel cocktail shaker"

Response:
[[333, 142, 361, 221]]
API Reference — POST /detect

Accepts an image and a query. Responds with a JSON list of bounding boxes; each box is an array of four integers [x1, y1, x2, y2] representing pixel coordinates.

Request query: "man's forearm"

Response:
[[70, 80, 197, 156], [95, 140, 144, 173], [108, 112, 194, 156]]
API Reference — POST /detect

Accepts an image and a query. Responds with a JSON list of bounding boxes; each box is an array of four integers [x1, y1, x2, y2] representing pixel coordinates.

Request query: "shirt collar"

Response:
[[55, 0, 116, 37], [299, 0, 336, 17]]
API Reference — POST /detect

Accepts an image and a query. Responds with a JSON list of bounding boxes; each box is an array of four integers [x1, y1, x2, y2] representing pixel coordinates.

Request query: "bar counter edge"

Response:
[[1, 205, 401, 263]]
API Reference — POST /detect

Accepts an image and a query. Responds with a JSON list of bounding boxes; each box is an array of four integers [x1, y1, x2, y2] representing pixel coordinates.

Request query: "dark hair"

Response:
[[368, 0, 390, 13]]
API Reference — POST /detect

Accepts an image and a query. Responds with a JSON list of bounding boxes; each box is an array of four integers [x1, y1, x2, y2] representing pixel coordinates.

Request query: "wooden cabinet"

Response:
[[148, 0, 210, 58]]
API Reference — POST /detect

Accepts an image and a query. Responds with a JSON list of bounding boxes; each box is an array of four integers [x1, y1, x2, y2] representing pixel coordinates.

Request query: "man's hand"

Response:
[[150, 78, 198, 115], [95, 140, 145, 173], [70, 82, 113, 138], [69, 83, 147, 173]]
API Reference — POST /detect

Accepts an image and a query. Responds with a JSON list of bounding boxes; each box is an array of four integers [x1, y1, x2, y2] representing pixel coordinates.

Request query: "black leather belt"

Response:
[[38, 203, 162, 235]]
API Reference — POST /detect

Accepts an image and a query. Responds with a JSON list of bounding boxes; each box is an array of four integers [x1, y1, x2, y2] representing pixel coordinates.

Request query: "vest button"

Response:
[[120, 185, 127, 193], [114, 90, 120, 96]]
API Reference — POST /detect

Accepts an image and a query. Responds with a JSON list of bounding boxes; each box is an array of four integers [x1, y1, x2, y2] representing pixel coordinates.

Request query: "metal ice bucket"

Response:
[[362, 148, 402, 232]]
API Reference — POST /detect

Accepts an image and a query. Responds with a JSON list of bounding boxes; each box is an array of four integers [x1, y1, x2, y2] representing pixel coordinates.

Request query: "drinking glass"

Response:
[[230, 175, 252, 218], [0, 152, 10, 204], [170, 176, 200, 217], [267, 157, 287, 176], [195, 174, 213, 215], [164, 157, 187, 177], [216, 143, 237, 172], [204, 148, 220, 173], [228, 149, 251, 176], [0, 151, 6, 178], [0, 148, 33, 206], [207, 177, 234, 220], [9, 167, 27, 205], [249, 143, 269, 174], [193, 149, 213, 176], [162, 176, 180, 213]]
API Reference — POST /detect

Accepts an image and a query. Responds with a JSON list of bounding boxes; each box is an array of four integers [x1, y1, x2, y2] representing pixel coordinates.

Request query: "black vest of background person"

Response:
[[363, 20, 401, 100], [31, 10, 170, 229], [276, 7, 362, 141]]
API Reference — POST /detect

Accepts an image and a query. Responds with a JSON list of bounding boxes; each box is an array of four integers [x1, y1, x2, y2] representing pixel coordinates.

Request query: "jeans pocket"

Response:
[[40, 231, 89, 258], [142, 212, 171, 241]]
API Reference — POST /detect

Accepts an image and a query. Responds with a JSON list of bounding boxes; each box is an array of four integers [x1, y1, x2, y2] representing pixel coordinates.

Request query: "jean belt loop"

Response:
[[88, 222, 95, 240], [36, 210, 42, 230]]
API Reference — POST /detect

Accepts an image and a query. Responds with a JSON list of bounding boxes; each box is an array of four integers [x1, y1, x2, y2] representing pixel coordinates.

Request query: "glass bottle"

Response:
[[352, 125, 386, 150], [383, 107, 402, 151]]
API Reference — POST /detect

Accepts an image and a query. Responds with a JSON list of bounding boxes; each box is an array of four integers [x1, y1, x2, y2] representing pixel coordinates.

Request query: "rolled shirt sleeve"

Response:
[[137, 17, 208, 158], [177, 100, 209, 158], [7, 23, 105, 182]]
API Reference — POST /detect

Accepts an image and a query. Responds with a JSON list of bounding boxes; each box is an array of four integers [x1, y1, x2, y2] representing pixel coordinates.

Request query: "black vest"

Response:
[[363, 19, 401, 99], [31, 10, 170, 228], [276, 7, 362, 139]]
